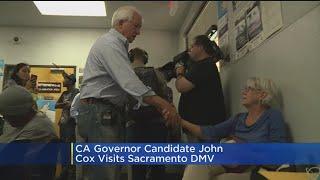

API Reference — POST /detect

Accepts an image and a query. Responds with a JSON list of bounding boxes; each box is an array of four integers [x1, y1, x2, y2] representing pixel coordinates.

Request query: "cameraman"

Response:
[[175, 35, 226, 142]]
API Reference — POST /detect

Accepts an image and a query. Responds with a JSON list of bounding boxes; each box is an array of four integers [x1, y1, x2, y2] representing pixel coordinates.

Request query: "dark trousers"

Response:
[[126, 119, 168, 180], [58, 119, 76, 180]]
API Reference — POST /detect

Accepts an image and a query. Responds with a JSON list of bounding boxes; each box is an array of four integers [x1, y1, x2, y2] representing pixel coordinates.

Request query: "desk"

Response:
[[259, 169, 309, 180]]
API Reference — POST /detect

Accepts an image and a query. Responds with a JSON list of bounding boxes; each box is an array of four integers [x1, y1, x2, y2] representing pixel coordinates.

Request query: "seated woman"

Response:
[[175, 77, 288, 180]]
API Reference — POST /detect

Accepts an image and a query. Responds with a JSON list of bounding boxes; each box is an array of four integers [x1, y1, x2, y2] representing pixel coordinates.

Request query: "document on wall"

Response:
[[246, 1, 265, 51], [260, 1, 283, 39], [217, 1, 229, 60], [233, 8, 249, 60], [0, 59, 4, 92], [232, 1, 248, 13], [228, 1, 283, 62]]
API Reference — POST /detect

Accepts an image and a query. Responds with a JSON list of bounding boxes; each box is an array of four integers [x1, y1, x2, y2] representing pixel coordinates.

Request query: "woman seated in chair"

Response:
[[164, 77, 288, 180]]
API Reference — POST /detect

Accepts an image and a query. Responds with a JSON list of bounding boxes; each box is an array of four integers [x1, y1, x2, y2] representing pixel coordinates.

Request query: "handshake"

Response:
[[160, 104, 181, 128]]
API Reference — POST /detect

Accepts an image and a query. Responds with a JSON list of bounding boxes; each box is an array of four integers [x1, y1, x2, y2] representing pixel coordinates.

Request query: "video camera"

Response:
[[157, 38, 225, 82], [157, 50, 191, 82]]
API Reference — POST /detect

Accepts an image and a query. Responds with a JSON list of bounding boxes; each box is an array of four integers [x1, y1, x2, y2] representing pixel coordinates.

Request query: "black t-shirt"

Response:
[[178, 58, 226, 126], [56, 88, 80, 123]]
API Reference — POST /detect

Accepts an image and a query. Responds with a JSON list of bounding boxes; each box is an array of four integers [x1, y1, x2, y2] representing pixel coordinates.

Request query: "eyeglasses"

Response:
[[242, 86, 261, 92]]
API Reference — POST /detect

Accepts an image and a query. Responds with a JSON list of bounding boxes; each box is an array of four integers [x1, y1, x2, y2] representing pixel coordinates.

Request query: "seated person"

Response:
[[163, 77, 288, 180], [0, 86, 57, 143]]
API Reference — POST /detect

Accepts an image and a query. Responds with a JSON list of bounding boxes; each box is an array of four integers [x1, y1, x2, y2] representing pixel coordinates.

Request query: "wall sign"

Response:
[[37, 82, 61, 93]]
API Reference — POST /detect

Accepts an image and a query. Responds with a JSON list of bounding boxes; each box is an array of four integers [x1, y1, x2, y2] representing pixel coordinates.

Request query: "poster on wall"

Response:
[[233, 10, 249, 60], [232, 1, 249, 13], [260, 1, 283, 39], [37, 82, 61, 93], [246, 1, 263, 41], [217, 1, 228, 19], [227, 1, 283, 62], [0, 59, 4, 92], [246, 1, 265, 51], [0, 59, 4, 76], [217, 1, 230, 61], [37, 99, 56, 123]]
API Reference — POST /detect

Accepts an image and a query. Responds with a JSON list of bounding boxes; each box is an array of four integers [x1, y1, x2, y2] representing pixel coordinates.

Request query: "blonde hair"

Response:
[[246, 77, 279, 107]]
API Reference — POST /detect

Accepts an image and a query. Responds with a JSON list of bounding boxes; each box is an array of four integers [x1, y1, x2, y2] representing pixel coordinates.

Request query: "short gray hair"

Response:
[[111, 6, 141, 28], [246, 77, 279, 107]]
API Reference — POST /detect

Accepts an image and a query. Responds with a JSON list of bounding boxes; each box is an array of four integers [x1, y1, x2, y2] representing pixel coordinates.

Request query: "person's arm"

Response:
[[182, 116, 237, 141], [100, 45, 154, 104], [70, 93, 80, 118], [55, 92, 66, 109], [143, 95, 179, 127], [100, 45, 179, 126], [175, 66, 195, 93], [268, 110, 288, 142], [181, 119, 204, 139]]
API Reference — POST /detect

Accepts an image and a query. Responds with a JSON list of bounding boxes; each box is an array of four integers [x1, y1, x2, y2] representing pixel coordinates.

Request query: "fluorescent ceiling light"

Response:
[[33, 1, 106, 16]]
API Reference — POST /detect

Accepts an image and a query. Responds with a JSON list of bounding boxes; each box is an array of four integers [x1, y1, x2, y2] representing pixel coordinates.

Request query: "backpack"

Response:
[[127, 67, 172, 122]]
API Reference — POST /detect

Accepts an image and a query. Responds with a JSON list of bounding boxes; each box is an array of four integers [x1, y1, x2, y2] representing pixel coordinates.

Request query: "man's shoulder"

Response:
[[92, 32, 119, 49], [32, 112, 53, 124]]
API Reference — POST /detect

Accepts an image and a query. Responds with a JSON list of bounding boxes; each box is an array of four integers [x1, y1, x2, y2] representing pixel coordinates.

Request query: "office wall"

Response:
[[221, 3, 320, 142], [187, 1, 217, 47], [178, 1, 205, 52], [0, 27, 180, 105], [179, 2, 320, 142]]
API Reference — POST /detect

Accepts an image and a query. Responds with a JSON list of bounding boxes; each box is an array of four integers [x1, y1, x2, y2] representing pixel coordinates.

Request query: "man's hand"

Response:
[[63, 101, 71, 109], [143, 95, 180, 127], [175, 66, 185, 76], [162, 107, 181, 128]]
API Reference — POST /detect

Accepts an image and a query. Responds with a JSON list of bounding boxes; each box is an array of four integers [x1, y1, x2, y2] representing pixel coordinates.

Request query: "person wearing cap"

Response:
[[0, 86, 57, 143], [175, 35, 226, 142], [55, 73, 79, 143], [55, 73, 79, 180]]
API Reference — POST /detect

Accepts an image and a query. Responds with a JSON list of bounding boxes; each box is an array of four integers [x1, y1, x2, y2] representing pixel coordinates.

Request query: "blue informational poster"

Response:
[[36, 99, 56, 123], [0, 59, 4, 76], [217, 1, 228, 19]]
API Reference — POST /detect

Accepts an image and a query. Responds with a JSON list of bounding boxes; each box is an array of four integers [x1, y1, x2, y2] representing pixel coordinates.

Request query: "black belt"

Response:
[[80, 97, 125, 112], [80, 97, 111, 104]]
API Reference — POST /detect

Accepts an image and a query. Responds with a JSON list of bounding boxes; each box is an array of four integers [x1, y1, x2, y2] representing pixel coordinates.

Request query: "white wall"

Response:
[[178, 1, 205, 52], [0, 26, 180, 104], [220, 3, 320, 142], [181, 1, 320, 142], [0, 26, 105, 72], [188, 1, 217, 47]]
